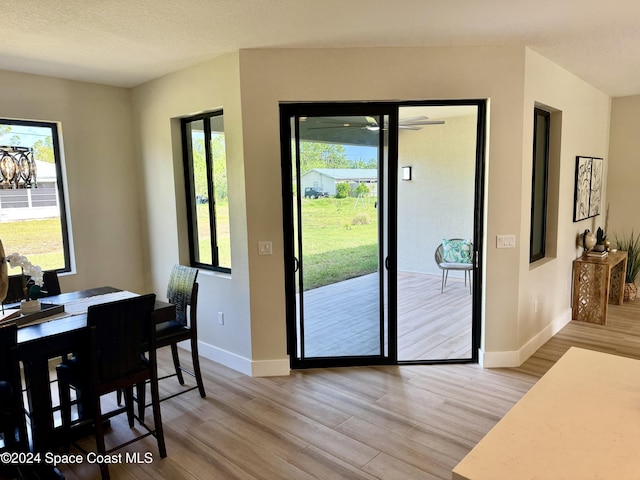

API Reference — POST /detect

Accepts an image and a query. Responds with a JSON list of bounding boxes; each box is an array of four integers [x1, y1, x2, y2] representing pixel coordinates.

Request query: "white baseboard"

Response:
[[177, 340, 290, 377], [175, 308, 572, 374], [479, 308, 572, 368]]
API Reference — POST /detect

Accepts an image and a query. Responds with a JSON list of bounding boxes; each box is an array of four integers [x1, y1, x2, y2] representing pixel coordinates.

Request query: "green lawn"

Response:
[[196, 201, 231, 268], [300, 196, 378, 290], [2, 197, 377, 291], [0, 218, 65, 271]]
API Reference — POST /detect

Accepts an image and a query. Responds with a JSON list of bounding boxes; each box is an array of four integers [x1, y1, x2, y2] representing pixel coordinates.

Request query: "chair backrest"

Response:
[[86, 294, 156, 385], [42, 270, 61, 296], [0, 322, 28, 451], [0, 323, 18, 386], [3, 275, 25, 304], [435, 244, 444, 266], [2, 270, 61, 304], [166, 265, 198, 326]]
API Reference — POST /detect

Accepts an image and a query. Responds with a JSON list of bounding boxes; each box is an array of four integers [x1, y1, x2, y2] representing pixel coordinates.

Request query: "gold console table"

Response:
[[572, 250, 627, 325]]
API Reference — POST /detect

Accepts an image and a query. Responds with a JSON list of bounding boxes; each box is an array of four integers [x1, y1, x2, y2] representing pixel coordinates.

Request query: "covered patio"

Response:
[[301, 271, 473, 361]]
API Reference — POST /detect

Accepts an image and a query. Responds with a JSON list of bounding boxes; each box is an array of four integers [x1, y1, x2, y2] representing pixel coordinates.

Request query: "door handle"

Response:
[[385, 256, 390, 270], [293, 257, 300, 272]]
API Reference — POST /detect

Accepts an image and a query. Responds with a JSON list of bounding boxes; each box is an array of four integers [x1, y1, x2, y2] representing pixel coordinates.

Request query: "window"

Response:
[[0, 119, 71, 271], [181, 111, 231, 272], [530, 108, 550, 262]]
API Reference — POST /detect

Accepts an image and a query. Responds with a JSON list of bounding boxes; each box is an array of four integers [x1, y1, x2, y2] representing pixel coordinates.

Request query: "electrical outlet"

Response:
[[217, 312, 224, 325]]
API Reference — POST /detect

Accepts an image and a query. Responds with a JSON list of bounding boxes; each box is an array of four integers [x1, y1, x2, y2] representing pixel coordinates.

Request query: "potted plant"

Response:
[[615, 231, 640, 302]]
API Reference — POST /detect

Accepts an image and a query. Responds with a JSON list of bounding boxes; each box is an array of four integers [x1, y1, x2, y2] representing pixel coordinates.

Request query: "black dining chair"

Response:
[[0, 323, 31, 480], [0, 323, 28, 451], [42, 270, 61, 297], [56, 294, 166, 480], [134, 264, 205, 420], [2, 275, 25, 305]]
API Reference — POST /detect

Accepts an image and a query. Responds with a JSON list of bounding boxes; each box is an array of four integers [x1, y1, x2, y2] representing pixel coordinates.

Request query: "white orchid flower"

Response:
[[6, 253, 44, 286]]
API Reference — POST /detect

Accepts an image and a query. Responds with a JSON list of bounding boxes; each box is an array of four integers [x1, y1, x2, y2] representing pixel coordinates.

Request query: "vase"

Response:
[[623, 283, 637, 302], [20, 299, 41, 314], [582, 230, 597, 251]]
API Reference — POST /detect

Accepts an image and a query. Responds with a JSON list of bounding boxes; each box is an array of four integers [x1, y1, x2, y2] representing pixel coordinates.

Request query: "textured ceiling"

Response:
[[3, 0, 640, 96]]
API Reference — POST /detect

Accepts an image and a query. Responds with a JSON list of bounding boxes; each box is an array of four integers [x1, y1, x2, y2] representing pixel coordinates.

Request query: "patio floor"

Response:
[[300, 271, 473, 361]]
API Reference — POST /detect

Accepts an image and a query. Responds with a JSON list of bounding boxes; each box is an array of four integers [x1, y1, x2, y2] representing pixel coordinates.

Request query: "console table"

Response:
[[571, 249, 627, 325], [452, 347, 640, 479]]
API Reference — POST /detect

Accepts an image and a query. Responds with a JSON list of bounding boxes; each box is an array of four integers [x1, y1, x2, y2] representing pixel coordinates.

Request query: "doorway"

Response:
[[280, 101, 485, 369]]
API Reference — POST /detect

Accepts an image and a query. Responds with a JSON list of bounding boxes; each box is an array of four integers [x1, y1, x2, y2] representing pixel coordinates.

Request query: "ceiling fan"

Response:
[[304, 115, 445, 132]]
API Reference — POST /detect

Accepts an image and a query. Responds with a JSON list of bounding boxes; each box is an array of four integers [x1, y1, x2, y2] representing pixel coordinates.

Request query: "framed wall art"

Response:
[[573, 156, 603, 222]]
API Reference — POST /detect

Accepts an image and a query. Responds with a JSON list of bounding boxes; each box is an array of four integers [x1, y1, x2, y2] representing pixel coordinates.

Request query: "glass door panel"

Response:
[[396, 104, 478, 361], [282, 107, 392, 367]]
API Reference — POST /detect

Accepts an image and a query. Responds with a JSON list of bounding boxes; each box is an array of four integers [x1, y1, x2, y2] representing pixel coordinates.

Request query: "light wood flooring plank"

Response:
[[54, 298, 640, 479]]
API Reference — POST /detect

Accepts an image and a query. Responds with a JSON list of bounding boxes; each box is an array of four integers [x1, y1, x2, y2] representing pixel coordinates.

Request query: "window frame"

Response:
[[181, 110, 231, 273], [530, 108, 550, 263], [0, 118, 71, 272]]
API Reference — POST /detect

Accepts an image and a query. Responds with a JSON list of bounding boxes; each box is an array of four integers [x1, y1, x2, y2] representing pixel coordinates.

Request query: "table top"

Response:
[[16, 286, 174, 345], [574, 249, 627, 265], [452, 347, 640, 480]]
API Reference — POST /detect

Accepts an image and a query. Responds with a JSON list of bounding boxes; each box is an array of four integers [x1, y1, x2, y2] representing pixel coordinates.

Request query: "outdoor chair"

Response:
[[435, 239, 473, 294]]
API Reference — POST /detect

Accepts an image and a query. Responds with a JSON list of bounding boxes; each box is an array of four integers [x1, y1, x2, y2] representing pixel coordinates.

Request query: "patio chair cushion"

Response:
[[442, 239, 472, 264]]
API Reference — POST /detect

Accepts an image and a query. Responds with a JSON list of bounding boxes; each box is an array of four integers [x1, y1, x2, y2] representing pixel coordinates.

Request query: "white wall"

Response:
[[498, 49, 611, 366], [2, 45, 610, 375], [237, 46, 526, 368], [132, 45, 610, 373], [607, 95, 640, 261], [397, 113, 477, 276], [0, 70, 147, 294], [131, 53, 257, 373]]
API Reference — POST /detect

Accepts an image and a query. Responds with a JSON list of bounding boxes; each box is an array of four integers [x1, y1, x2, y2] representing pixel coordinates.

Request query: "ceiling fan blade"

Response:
[[398, 115, 430, 124]]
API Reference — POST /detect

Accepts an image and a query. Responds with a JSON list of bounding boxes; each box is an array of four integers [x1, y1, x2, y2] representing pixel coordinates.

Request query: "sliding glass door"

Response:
[[281, 101, 484, 369]]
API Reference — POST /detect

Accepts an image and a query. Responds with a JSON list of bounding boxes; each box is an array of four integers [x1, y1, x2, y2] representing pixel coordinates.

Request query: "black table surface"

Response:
[[16, 286, 175, 345]]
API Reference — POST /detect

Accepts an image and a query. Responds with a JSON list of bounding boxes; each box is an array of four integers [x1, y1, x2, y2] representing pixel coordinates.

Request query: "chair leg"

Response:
[[190, 335, 206, 398], [92, 394, 110, 480], [116, 388, 122, 406], [58, 378, 72, 450], [136, 381, 146, 423], [150, 365, 167, 458], [442, 270, 449, 292], [170, 343, 185, 385], [123, 386, 134, 428]]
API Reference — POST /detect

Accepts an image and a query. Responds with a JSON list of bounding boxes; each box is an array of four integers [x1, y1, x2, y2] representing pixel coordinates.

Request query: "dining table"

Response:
[[9, 287, 175, 457]]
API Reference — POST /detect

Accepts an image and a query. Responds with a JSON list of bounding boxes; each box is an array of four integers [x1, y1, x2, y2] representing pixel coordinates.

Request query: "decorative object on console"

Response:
[[581, 229, 597, 252], [614, 231, 640, 302], [573, 156, 603, 222]]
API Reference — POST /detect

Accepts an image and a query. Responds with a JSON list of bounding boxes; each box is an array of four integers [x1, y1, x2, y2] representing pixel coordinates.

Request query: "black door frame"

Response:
[[280, 100, 486, 369]]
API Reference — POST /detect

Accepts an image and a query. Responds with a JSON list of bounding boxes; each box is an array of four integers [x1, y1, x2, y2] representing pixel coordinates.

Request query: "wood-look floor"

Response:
[[303, 271, 472, 360], [56, 298, 640, 480]]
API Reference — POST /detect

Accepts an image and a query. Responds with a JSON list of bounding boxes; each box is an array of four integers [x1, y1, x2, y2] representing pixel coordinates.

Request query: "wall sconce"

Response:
[[401, 166, 412, 181]]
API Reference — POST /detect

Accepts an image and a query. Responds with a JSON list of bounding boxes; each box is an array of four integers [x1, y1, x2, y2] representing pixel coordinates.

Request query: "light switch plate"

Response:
[[258, 241, 273, 255], [497, 234, 516, 248]]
